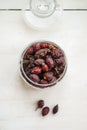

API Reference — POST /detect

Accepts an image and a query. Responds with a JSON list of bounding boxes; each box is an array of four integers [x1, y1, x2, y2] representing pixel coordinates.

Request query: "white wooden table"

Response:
[[0, 0, 87, 130]]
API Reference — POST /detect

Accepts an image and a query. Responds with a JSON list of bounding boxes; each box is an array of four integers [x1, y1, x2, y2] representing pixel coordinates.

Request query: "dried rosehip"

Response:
[[55, 67, 60, 75], [26, 47, 33, 55], [35, 49, 50, 59], [36, 100, 44, 110], [42, 107, 50, 116], [42, 64, 48, 72], [58, 65, 65, 73], [53, 104, 58, 114], [29, 74, 40, 83], [33, 43, 41, 52], [54, 57, 65, 66], [46, 56, 54, 68], [34, 59, 45, 66], [44, 72, 53, 81], [51, 49, 63, 58], [40, 79, 48, 84], [48, 44, 56, 50], [49, 76, 57, 83], [31, 67, 42, 74], [41, 42, 48, 48]]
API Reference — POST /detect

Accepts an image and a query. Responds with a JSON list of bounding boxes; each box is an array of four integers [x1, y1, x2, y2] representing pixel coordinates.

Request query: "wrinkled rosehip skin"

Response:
[[42, 107, 50, 116], [46, 56, 54, 68], [34, 59, 45, 66], [42, 64, 48, 72], [40, 79, 48, 84], [29, 74, 40, 83], [31, 67, 42, 74], [35, 49, 50, 59], [55, 57, 65, 66], [44, 72, 53, 81], [51, 49, 64, 58]]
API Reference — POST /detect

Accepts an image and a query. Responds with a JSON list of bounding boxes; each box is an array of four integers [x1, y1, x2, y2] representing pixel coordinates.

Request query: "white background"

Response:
[[0, 0, 87, 130]]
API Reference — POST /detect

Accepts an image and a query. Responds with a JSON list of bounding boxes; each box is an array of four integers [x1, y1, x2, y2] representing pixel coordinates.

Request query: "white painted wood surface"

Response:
[[0, 0, 87, 9], [0, 10, 87, 130]]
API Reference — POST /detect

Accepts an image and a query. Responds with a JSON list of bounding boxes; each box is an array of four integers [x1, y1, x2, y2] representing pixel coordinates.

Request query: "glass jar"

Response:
[[23, 0, 62, 30], [20, 40, 67, 89], [29, 0, 60, 18]]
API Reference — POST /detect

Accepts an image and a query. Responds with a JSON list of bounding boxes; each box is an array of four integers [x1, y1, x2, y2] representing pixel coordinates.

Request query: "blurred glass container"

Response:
[[23, 0, 63, 30]]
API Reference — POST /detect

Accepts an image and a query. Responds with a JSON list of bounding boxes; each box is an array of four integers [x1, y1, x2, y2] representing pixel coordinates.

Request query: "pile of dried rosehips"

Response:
[[21, 41, 66, 88], [36, 100, 58, 116]]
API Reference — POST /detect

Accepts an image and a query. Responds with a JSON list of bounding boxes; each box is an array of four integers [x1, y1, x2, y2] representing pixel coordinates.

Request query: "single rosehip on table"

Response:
[[52, 104, 58, 114], [42, 107, 50, 116], [36, 100, 45, 110]]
